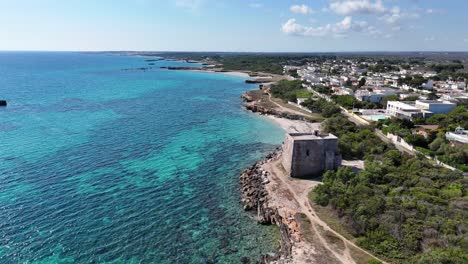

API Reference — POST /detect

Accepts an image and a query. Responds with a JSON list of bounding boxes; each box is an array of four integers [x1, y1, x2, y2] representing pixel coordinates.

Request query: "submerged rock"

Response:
[[239, 149, 293, 263]]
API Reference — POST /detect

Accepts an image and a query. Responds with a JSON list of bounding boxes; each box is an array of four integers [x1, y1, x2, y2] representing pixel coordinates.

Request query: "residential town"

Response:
[[283, 57, 468, 148]]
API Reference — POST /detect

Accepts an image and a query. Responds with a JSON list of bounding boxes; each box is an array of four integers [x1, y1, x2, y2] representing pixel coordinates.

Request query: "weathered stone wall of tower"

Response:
[[282, 134, 294, 176], [282, 132, 341, 178]]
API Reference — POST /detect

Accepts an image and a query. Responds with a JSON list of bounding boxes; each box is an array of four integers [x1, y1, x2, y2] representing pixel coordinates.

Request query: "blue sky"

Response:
[[0, 0, 467, 52]]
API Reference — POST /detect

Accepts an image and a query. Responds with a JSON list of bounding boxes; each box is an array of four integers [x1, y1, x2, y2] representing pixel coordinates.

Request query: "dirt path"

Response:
[[266, 92, 313, 118], [263, 158, 387, 264]]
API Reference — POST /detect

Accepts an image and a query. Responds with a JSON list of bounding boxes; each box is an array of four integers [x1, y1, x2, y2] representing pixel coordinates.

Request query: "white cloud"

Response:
[[464, 38, 468, 43], [290, 4, 313, 15], [249, 3, 263, 8], [426, 9, 446, 14], [281, 16, 372, 38], [424, 36, 436, 41], [329, 0, 385, 15], [383, 34, 393, 39], [380, 6, 419, 24], [175, 0, 204, 12]]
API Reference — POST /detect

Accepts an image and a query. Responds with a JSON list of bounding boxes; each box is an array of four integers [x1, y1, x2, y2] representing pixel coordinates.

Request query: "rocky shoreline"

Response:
[[240, 150, 295, 263], [241, 92, 316, 123]]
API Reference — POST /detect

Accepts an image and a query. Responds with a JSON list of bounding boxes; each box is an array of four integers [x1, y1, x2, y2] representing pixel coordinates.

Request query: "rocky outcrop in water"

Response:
[[0, 100, 7, 106], [240, 150, 294, 263]]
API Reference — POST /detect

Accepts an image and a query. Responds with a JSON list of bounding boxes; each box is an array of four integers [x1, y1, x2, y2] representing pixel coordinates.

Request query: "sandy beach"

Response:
[[186, 69, 251, 78], [217, 71, 251, 78], [263, 115, 321, 133]]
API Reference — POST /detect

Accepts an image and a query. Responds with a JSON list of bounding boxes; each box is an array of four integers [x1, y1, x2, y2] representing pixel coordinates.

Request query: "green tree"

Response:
[[359, 77, 367, 87]]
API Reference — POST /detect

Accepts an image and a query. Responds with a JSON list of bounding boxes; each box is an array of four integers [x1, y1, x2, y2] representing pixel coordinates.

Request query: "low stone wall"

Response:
[[386, 132, 414, 151], [287, 102, 312, 113]]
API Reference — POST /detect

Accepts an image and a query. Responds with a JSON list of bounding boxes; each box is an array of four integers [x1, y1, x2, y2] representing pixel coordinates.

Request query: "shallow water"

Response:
[[0, 52, 284, 263]]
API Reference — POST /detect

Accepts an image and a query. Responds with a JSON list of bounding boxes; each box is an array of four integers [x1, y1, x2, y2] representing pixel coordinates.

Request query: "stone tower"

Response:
[[282, 131, 341, 178]]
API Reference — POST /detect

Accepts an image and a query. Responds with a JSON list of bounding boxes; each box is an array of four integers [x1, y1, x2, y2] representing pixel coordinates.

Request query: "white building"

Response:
[[422, 80, 434, 90], [386, 101, 427, 119], [366, 77, 385, 87], [415, 100, 456, 114], [423, 72, 437, 78], [387, 100, 456, 120], [446, 127, 468, 144], [333, 87, 354, 96], [355, 88, 398, 103]]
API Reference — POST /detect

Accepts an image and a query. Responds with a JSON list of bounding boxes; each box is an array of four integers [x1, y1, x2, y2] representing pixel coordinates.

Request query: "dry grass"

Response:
[[295, 213, 315, 244], [270, 96, 324, 120], [308, 190, 381, 264], [308, 190, 355, 241], [349, 245, 379, 264]]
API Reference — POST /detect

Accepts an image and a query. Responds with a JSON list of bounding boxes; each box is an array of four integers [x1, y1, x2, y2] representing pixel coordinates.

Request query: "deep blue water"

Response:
[[0, 52, 284, 263]]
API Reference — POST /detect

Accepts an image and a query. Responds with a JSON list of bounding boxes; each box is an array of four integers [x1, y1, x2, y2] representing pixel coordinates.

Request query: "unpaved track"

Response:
[[263, 158, 387, 264], [266, 92, 311, 118]]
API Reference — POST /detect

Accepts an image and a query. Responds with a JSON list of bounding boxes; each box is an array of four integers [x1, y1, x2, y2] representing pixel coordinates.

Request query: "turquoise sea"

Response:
[[0, 52, 284, 263]]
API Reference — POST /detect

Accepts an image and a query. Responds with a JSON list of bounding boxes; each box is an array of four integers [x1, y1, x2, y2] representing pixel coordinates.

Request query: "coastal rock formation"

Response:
[[166, 66, 205, 71], [245, 78, 273, 84], [241, 91, 317, 123], [144, 59, 163, 62], [240, 93, 254, 103], [121, 67, 152, 71], [240, 149, 295, 263], [243, 101, 314, 123]]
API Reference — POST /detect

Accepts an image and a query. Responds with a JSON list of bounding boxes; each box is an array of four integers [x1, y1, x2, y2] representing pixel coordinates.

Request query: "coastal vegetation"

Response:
[[314, 157, 467, 263], [313, 116, 468, 263], [159, 52, 342, 74], [331, 95, 381, 110], [270, 80, 311, 102], [376, 106, 468, 171], [397, 74, 427, 88], [236, 52, 468, 263], [300, 99, 341, 118], [312, 85, 332, 95], [322, 115, 391, 159]]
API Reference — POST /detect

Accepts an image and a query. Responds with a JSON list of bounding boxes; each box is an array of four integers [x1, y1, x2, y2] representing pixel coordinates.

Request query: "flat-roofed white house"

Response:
[[387, 100, 456, 120], [386, 101, 427, 119], [355, 88, 398, 103], [415, 100, 456, 114]]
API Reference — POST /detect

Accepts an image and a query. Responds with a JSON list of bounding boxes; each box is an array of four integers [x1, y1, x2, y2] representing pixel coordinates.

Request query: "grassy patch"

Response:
[[308, 189, 382, 264], [415, 146, 434, 156], [295, 213, 315, 244], [349, 246, 379, 264], [270, 96, 324, 121], [308, 190, 355, 241], [295, 90, 313, 98], [316, 225, 345, 252]]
